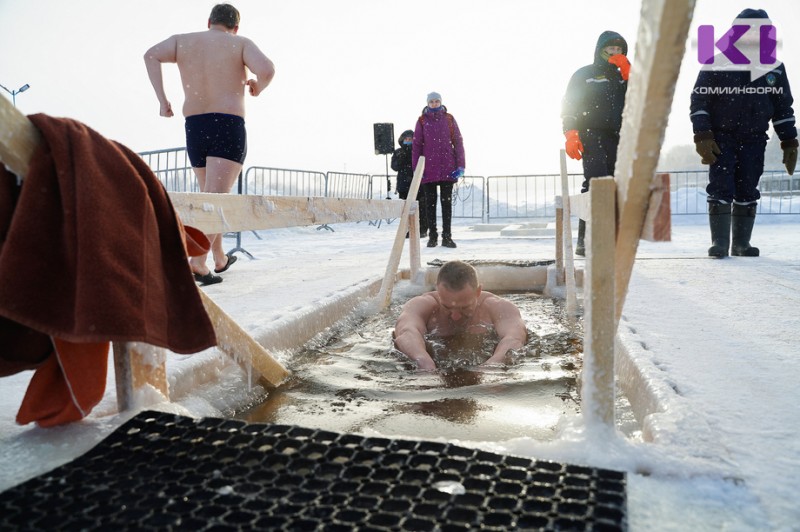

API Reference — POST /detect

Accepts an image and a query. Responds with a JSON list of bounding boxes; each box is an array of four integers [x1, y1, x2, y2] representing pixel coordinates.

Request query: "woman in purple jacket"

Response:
[[412, 92, 466, 248]]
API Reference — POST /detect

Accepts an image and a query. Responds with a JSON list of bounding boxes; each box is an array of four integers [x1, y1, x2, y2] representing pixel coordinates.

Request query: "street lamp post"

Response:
[[0, 83, 30, 106]]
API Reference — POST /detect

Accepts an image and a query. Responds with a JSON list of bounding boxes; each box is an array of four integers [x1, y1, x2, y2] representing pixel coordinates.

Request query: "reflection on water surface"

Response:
[[235, 293, 583, 442]]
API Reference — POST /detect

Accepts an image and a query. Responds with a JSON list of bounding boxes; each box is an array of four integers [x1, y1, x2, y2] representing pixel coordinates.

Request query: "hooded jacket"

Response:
[[561, 31, 629, 134], [412, 106, 466, 184], [391, 129, 414, 196], [689, 9, 797, 142]]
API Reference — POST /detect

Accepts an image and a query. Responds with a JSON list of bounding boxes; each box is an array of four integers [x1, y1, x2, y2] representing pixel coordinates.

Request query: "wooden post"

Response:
[[377, 157, 425, 309], [559, 150, 578, 317], [555, 196, 565, 285], [197, 290, 289, 386], [168, 194, 404, 233], [613, 0, 695, 324], [582, 177, 617, 428], [113, 342, 169, 410], [408, 202, 422, 281]]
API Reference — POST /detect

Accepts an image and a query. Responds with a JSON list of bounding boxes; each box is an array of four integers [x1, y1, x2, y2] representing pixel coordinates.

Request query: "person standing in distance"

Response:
[[561, 31, 630, 256], [144, 3, 275, 285], [412, 92, 466, 249], [392, 129, 428, 238], [690, 8, 797, 258]]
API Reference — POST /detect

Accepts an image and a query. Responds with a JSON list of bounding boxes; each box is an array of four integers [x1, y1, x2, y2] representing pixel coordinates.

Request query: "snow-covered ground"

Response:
[[2, 213, 799, 531]]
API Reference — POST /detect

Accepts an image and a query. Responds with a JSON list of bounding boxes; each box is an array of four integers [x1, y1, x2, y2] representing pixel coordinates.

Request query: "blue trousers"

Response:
[[707, 132, 767, 205], [580, 129, 619, 193]]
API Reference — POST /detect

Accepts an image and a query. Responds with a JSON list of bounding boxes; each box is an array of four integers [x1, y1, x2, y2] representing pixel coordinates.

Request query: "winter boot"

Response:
[[707, 203, 731, 258], [441, 235, 457, 248], [575, 219, 586, 257], [427, 231, 438, 248], [731, 203, 759, 257]]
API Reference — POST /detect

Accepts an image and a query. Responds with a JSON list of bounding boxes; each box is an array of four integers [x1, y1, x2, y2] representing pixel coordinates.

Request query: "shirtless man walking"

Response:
[[394, 261, 528, 370], [144, 3, 275, 285]]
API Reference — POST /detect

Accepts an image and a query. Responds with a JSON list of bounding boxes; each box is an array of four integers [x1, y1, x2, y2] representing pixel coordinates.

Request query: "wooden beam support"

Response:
[[569, 172, 671, 242], [377, 157, 425, 309], [113, 342, 169, 411], [582, 177, 617, 428], [0, 96, 39, 179], [641, 173, 672, 242], [613, 0, 695, 324], [198, 290, 289, 386], [555, 196, 565, 285], [0, 95, 290, 416], [559, 150, 578, 317], [169, 193, 405, 234]]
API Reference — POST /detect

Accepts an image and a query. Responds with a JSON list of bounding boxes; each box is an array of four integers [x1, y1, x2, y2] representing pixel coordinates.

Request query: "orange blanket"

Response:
[[0, 114, 217, 426]]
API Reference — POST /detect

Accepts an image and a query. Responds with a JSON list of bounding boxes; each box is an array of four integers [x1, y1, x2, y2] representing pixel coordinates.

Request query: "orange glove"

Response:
[[564, 130, 584, 160], [608, 54, 631, 81]]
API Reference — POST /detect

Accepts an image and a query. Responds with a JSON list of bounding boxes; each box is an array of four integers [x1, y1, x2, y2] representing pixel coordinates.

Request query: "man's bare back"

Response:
[[144, 13, 274, 119], [144, 4, 275, 283]]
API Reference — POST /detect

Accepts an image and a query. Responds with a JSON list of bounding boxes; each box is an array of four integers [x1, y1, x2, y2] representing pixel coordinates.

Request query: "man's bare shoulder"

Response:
[[482, 292, 520, 313], [407, 291, 439, 308]]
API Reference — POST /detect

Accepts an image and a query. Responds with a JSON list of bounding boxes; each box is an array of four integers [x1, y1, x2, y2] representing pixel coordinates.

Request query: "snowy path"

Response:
[[622, 223, 800, 530]]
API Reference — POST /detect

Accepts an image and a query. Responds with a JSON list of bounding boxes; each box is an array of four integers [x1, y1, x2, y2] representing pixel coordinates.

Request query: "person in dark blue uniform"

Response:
[[562, 31, 630, 256], [690, 8, 797, 258]]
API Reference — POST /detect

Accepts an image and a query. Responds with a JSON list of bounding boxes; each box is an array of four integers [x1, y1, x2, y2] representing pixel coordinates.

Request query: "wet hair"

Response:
[[209, 3, 240, 29], [437, 261, 478, 291]]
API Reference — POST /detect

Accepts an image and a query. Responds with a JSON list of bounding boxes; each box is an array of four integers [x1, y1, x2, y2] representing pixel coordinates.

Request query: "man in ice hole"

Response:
[[393, 261, 528, 370]]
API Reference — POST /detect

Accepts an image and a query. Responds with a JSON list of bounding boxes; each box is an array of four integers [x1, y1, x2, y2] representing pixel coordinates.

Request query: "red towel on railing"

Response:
[[0, 114, 217, 426]]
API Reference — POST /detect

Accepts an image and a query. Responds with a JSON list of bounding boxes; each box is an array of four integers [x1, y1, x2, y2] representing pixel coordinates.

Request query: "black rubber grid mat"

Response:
[[0, 411, 627, 531]]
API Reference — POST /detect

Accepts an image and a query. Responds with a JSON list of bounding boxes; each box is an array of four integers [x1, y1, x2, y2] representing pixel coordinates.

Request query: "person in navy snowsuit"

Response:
[[561, 30, 630, 255], [690, 8, 797, 258]]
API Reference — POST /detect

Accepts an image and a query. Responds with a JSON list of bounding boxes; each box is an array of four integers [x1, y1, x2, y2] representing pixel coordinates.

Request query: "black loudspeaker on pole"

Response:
[[373, 123, 394, 155]]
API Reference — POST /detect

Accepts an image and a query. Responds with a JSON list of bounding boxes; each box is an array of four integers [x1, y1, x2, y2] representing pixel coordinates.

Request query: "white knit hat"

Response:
[[427, 91, 442, 103]]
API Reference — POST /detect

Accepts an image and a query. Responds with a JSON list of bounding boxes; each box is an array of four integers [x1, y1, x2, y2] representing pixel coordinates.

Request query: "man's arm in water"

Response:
[[484, 297, 527, 365], [393, 296, 437, 370]]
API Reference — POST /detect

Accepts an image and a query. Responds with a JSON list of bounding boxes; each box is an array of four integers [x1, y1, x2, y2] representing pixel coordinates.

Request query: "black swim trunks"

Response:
[[185, 113, 247, 168]]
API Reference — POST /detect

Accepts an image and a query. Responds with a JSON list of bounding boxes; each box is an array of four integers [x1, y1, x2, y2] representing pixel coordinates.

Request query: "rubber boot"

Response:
[[575, 219, 586, 257], [707, 203, 731, 258], [427, 230, 438, 248], [731, 203, 759, 257]]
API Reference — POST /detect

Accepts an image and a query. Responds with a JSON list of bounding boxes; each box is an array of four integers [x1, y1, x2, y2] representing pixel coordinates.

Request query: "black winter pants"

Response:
[[422, 182, 454, 238], [707, 131, 767, 205], [580, 129, 620, 192]]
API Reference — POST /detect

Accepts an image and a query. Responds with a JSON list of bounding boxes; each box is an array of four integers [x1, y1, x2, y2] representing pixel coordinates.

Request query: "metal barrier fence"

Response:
[[138, 148, 800, 219], [669, 169, 800, 215], [485, 174, 584, 222], [139, 147, 197, 192], [243, 166, 326, 196]]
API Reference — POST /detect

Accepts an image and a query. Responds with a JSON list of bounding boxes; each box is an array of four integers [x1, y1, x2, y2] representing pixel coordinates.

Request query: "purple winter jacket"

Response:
[[411, 106, 466, 184]]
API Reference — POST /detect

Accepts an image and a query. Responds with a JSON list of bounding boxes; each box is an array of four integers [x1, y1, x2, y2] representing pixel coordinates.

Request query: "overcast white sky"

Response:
[[1, 0, 797, 176]]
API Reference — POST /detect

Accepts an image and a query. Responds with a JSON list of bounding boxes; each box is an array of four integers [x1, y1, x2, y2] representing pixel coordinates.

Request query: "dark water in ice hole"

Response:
[[234, 293, 584, 442]]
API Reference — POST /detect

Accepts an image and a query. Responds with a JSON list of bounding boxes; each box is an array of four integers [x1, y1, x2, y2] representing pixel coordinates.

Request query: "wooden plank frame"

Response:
[[558, 150, 578, 317], [613, 0, 695, 323], [170, 193, 405, 234], [564, 0, 694, 429], [0, 96, 291, 413], [377, 157, 425, 309], [582, 178, 617, 427]]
